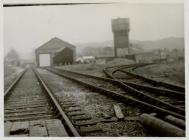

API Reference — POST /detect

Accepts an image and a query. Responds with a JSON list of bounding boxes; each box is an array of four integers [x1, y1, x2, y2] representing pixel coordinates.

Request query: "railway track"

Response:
[[4, 67, 79, 137], [5, 66, 184, 136], [38, 68, 151, 136], [45, 67, 185, 120], [103, 64, 185, 111], [105, 63, 185, 93]]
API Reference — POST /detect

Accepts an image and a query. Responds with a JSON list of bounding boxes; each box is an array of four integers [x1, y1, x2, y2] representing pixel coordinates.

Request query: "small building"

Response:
[[35, 37, 76, 67]]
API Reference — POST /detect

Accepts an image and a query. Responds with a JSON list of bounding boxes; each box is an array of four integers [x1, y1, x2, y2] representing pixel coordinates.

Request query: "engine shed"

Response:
[[35, 37, 76, 67]]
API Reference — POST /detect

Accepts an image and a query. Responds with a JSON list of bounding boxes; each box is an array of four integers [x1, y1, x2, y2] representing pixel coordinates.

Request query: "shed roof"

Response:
[[36, 37, 75, 53]]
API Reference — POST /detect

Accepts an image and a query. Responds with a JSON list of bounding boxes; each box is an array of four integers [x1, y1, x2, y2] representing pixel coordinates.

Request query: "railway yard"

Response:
[[3, 2, 186, 137], [4, 61, 185, 137]]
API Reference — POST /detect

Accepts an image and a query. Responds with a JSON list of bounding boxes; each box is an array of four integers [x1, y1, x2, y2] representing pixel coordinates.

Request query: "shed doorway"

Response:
[[39, 54, 50, 67]]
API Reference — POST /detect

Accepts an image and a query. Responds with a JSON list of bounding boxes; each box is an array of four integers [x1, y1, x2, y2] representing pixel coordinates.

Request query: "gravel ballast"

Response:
[[38, 68, 149, 136]]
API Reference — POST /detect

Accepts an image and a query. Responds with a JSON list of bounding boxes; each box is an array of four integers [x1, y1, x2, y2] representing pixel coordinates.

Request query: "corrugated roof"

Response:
[[36, 37, 75, 53]]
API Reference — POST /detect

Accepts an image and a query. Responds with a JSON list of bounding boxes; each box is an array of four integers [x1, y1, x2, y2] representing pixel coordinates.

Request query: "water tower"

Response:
[[111, 18, 130, 57]]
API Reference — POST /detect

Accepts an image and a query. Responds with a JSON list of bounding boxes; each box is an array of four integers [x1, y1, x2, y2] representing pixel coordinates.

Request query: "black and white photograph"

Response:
[[2, 0, 187, 137]]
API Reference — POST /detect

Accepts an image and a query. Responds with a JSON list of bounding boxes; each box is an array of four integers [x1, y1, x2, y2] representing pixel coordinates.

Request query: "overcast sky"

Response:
[[4, 3, 184, 59]]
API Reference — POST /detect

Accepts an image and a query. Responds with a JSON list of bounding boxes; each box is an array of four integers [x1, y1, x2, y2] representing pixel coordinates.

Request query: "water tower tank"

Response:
[[112, 18, 130, 32]]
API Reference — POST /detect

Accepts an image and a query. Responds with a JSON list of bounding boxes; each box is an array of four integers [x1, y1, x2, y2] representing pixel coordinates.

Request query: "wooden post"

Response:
[[113, 104, 124, 121]]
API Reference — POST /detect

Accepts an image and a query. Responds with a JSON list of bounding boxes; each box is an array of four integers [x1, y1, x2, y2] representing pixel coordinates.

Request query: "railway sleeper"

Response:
[[5, 105, 49, 110], [62, 101, 76, 104], [5, 111, 54, 118], [73, 120, 98, 126], [5, 114, 56, 122], [5, 108, 52, 114], [61, 102, 77, 106], [67, 111, 85, 117], [6, 103, 50, 108], [65, 108, 82, 112], [71, 115, 92, 121], [79, 125, 102, 135], [62, 104, 78, 108], [6, 100, 48, 105]]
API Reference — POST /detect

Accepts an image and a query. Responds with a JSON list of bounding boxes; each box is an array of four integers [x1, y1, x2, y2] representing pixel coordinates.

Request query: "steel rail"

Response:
[[115, 68, 185, 93], [33, 68, 80, 137], [4, 67, 80, 136], [46, 68, 185, 120], [104, 62, 153, 70], [103, 68, 185, 114], [105, 68, 184, 98], [52, 67, 185, 115], [123, 82, 184, 99], [105, 63, 184, 93]]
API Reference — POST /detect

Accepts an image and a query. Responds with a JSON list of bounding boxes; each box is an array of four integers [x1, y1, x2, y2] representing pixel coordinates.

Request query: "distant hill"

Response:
[[76, 40, 113, 48], [76, 37, 184, 56], [132, 37, 184, 52]]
